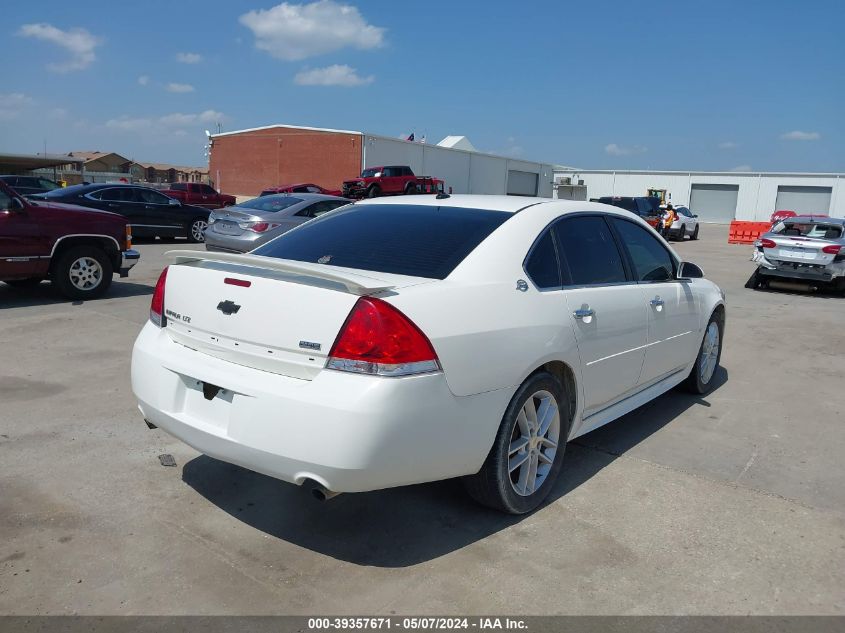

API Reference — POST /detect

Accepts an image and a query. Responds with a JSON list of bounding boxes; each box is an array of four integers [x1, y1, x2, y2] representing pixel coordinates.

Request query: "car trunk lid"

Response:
[[768, 235, 838, 266], [161, 250, 431, 380]]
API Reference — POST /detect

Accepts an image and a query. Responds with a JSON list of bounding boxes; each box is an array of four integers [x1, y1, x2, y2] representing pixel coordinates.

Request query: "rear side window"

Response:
[[524, 230, 560, 289], [555, 216, 627, 286], [97, 188, 133, 202], [611, 218, 675, 282], [253, 204, 510, 279]]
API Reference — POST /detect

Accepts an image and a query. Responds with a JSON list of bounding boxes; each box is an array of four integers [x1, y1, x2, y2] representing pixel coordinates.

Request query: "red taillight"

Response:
[[760, 238, 776, 249], [245, 222, 280, 233], [150, 267, 169, 327], [822, 244, 842, 254], [224, 277, 251, 287], [327, 297, 440, 377]]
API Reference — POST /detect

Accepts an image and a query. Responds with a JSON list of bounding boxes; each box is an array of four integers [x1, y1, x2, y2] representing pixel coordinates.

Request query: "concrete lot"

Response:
[[1, 225, 843, 615]]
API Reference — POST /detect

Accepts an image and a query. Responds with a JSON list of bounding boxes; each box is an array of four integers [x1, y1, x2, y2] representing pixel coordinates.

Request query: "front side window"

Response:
[[97, 188, 131, 202], [611, 218, 675, 282], [524, 230, 560, 289], [38, 179, 59, 191], [135, 188, 171, 204], [170, 183, 187, 191], [0, 190, 12, 209], [200, 184, 217, 195], [555, 216, 627, 286]]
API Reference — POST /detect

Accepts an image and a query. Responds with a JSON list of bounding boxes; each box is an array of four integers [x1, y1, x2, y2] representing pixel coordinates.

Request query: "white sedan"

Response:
[[131, 195, 725, 514]]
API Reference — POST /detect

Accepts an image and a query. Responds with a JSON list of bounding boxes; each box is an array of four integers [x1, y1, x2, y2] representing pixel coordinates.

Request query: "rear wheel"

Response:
[[52, 246, 112, 300], [691, 224, 699, 240], [404, 182, 418, 195], [367, 185, 381, 199], [188, 218, 208, 243], [683, 311, 723, 395], [463, 372, 570, 514], [676, 226, 686, 241]]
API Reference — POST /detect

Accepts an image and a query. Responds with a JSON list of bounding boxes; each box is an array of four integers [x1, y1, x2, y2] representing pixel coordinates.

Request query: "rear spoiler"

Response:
[[166, 250, 395, 295]]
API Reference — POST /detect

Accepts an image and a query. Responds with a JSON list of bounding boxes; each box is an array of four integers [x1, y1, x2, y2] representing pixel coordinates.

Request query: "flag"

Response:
[[406, 133, 414, 142]]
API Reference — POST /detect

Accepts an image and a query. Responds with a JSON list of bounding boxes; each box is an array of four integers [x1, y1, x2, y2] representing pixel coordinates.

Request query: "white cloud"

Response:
[[48, 107, 68, 119], [718, 141, 738, 149], [18, 23, 101, 72], [730, 165, 752, 172], [605, 143, 647, 156], [176, 52, 203, 64], [138, 75, 150, 86], [105, 110, 226, 133], [239, 0, 385, 61], [780, 130, 820, 141], [166, 82, 195, 93], [294, 64, 373, 86], [0, 92, 34, 119]]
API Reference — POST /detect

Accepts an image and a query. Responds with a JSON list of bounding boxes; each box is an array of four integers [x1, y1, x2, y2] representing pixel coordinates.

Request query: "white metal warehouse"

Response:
[[553, 169, 845, 222]]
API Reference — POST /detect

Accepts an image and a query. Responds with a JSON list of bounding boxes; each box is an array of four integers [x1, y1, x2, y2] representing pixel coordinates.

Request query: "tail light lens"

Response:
[[149, 267, 169, 327], [327, 297, 440, 377], [822, 244, 842, 254], [759, 238, 776, 249], [239, 221, 281, 233]]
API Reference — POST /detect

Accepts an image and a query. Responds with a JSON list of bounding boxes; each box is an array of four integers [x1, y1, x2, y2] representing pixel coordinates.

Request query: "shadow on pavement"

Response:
[[182, 367, 728, 568], [0, 280, 153, 309]]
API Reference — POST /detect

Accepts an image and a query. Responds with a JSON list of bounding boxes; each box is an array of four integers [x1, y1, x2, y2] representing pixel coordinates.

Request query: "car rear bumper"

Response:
[[204, 229, 263, 253], [119, 249, 140, 278], [754, 252, 845, 282], [131, 323, 510, 493]]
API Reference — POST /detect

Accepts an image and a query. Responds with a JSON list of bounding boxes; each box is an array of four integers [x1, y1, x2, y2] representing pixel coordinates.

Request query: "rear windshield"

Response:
[[42, 184, 87, 197], [773, 222, 843, 239], [236, 195, 304, 212], [252, 203, 511, 279], [599, 197, 637, 213]]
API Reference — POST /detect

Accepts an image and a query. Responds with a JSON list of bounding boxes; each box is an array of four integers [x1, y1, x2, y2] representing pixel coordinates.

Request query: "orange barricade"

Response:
[[728, 221, 772, 244]]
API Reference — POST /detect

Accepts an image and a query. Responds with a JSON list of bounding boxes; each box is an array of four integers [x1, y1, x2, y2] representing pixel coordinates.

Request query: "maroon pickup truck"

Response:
[[161, 182, 237, 209], [342, 166, 444, 199], [0, 180, 139, 299]]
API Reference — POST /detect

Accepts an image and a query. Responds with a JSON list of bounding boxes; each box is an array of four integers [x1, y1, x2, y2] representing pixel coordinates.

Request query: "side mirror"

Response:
[[168, 198, 180, 206], [678, 261, 704, 280], [693, 214, 699, 218]]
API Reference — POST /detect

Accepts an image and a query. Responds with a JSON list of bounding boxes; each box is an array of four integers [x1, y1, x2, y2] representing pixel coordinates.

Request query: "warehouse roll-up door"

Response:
[[689, 184, 739, 223], [774, 186, 832, 215], [507, 170, 539, 196]]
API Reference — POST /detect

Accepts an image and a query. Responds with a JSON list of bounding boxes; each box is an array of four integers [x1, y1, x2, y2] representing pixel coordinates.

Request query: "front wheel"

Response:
[[52, 246, 113, 300], [683, 311, 723, 394], [463, 372, 570, 514], [188, 218, 208, 243]]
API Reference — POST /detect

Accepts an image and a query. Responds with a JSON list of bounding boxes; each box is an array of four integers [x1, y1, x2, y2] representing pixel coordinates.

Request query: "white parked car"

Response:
[[665, 205, 700, 241], [131, 195, 726, 514]]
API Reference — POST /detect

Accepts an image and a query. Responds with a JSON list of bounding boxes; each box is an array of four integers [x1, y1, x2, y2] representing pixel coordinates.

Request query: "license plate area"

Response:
[[780, 246, 817, 260], [178, 376, 236, 431], [213, 221, 242, 235]]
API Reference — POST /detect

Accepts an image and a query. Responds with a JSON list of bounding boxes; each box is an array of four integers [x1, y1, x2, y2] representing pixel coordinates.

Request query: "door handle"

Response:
[[573, 307, 595, 319], [107, 203, 119, 208], [650, 297, 665, 307]]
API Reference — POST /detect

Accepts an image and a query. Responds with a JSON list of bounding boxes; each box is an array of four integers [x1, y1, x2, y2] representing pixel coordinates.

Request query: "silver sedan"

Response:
[[205, 193, 350, 253]]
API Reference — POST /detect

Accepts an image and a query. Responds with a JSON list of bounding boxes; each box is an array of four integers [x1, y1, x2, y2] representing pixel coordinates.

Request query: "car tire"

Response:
[[404, 183, 418, 195], [187, 218, 208, 243], [367, 185, 381, 199], [52, 246, 113, 300], [677, 226, 685, 241], [691, 224, 699, 240], [5, 277, 44, 288], [683, 311, 724, 395], [463, 371, 570, 514]]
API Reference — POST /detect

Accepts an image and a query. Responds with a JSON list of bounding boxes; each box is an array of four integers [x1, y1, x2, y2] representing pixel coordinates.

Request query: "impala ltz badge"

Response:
[[217, 300, 241, 315], [299, 340, 321, 351]]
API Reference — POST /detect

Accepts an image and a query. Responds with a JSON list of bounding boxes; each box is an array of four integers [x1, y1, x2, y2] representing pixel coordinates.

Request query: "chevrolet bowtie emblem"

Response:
[[216, 300, 241, 315]]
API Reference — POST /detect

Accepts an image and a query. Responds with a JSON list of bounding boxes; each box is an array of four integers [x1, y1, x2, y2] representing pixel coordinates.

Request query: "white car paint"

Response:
[[131, 195, 725, 495], [667, 205, 699, 240]]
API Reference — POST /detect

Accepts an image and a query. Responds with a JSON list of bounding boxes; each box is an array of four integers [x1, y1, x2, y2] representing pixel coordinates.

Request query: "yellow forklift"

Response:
[[647, 188, 669, 205]]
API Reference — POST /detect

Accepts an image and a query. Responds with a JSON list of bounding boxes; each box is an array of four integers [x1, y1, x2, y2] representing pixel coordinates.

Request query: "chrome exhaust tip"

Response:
[[306, 480, 341, 501]]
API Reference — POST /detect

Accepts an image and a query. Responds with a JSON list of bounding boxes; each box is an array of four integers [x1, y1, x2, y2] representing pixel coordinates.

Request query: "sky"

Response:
[[2, 0, 843, 172]]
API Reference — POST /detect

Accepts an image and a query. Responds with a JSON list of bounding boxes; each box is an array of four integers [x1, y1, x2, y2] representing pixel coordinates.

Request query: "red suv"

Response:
[[0, 180, 139, 299]]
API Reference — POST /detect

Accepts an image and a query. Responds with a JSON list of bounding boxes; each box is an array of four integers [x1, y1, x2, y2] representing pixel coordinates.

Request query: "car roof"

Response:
[[356, 194, 639, 217], [780, 216, 845, 226], [243, 192, 345, 202]]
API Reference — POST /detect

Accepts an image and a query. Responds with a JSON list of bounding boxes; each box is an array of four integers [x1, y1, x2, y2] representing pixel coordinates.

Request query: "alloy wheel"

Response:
[[507, 390, 560, 496], [699, 321, 720, 384], [191, 220, 208, 242], [69, 257, 103, 291]]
